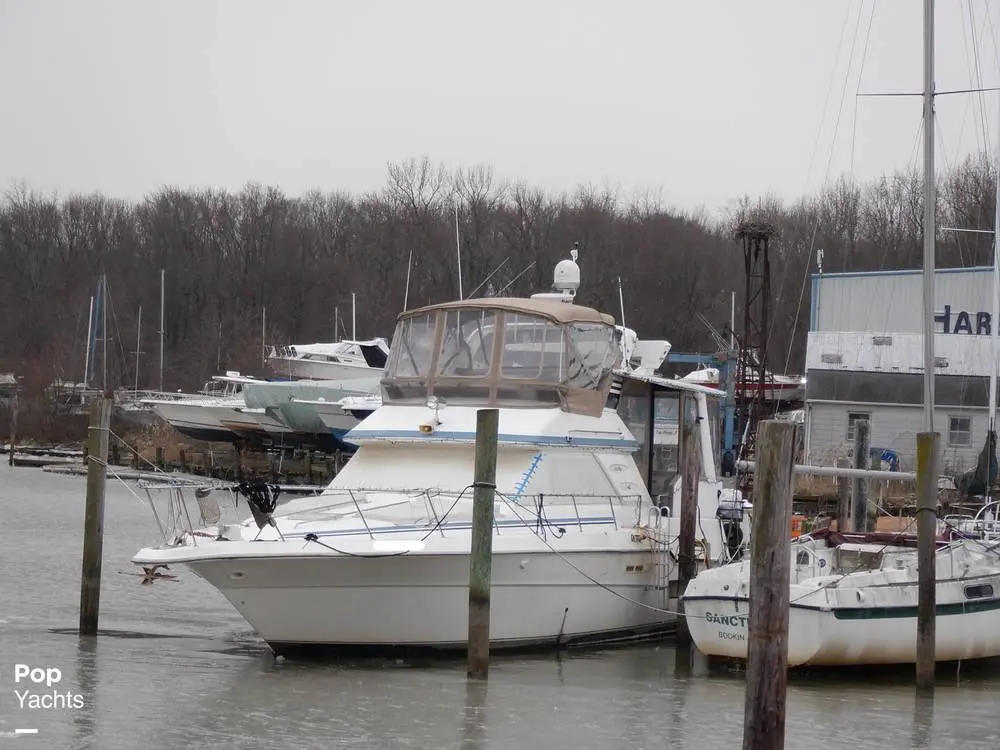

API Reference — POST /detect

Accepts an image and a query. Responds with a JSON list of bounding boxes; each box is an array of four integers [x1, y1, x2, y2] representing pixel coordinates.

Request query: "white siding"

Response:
[[806, 402, 988, 474], [805, 331, 994, 377], [814, 267, 993, 334]]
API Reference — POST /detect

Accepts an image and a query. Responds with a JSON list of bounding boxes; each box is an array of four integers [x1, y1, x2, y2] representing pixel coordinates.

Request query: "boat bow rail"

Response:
[[137, 483, 649, 551]]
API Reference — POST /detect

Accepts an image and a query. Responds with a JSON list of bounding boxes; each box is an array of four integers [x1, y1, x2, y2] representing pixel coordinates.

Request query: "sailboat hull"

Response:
[[183, 549, 673, 650], [683, 591, 1000, 666]]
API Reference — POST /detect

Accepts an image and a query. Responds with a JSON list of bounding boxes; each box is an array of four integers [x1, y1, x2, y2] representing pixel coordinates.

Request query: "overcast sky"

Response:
[[1, 0, 998, 215]]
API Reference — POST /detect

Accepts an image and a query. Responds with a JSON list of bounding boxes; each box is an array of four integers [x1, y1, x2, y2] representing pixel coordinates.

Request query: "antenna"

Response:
[[334, 307, 339, 341], [617, 276, 626, 328], [261, 306, 267, 367], [467, 257, 511, 299], [496, 261, 536, 296], [816, 247, 824, 274], [403, 249, 413, 311], [454, 202, 463, 300], [352, 293, 357, 341]]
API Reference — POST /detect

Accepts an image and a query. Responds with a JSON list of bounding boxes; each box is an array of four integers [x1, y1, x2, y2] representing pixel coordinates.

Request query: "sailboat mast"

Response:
[[102, 274, 108, 395], [920, 0, 936, 433], [83, 295, 94, 388], [454, 203, 463, 300], [159, 268, 165, 392], [135, 305, 142, 394], [990, 94, 1000, 433]]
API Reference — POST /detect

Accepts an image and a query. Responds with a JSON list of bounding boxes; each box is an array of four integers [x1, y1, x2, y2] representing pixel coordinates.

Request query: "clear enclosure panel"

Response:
[[565, 323, 621, 389], [386, 312, 437, 378], [436, 309, 498, 378], [500, 313, 565, 382]]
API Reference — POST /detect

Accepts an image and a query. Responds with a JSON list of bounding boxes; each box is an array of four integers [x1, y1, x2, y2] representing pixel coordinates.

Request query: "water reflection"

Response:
[[910, 691, 935, 750], [72, 636, 98, 747], [460, 680, 488, 749]]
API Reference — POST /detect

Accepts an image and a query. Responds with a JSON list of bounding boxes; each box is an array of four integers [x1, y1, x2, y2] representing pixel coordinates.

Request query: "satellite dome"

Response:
[[553, 243, 581, 292]]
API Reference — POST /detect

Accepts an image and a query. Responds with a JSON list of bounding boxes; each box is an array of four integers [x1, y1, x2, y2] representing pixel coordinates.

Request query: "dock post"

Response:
[[79, 395, 111, 635], [675, 418, 702, 648], [743, 420, 795, 750], [155, 445, 164, 470], [851, 419, 871, 532], [304, 450, 313, 484], [467, 408, 499, 680], [836, 458, 850, 531], [915, 431, 939, 690], [7, 392, 17, 467]]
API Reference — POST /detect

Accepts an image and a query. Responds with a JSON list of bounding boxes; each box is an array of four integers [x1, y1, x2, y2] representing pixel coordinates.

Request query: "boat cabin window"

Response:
[[361, 344, 388, 369], [965, 584, 994, 600], [617, 380, 702, 500], [381, 303, 620, 417]]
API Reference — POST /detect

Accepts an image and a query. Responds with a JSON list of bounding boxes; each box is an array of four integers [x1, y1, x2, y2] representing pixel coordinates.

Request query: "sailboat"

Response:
[[679, 0, 1000, 667]]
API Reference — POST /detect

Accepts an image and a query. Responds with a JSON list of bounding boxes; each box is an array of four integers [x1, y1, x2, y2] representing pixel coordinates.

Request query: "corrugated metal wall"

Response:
[[813, 267, 994, 334]]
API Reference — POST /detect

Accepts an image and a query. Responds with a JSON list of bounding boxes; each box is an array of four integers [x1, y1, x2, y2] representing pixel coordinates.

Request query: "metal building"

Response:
[[804, 266, 995, 474]]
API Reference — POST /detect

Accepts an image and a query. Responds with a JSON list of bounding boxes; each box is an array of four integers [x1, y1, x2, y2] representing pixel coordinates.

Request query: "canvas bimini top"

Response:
[[383, 298, 621, 417]]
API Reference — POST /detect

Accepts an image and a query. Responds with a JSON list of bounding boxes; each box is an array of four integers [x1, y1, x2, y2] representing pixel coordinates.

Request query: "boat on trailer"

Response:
[[132, 250, 751, 654]]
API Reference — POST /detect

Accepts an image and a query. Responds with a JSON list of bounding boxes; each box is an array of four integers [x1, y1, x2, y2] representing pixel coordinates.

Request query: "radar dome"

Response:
[[553, 245, 580, 292]]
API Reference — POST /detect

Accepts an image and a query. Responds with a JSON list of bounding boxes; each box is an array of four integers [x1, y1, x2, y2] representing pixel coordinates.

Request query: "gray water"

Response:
[[1, 467, 999, 750]]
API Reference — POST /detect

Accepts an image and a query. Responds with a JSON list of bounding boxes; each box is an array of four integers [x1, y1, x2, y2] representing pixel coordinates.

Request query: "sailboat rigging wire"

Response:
[[849, 0, 878, 175]]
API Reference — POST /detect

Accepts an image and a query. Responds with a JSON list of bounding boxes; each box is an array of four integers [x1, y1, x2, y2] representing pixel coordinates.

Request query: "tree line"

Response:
[[0, 153, 996, 411]]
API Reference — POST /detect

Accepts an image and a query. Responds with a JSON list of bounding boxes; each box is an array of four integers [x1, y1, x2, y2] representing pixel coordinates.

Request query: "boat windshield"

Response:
[[382, 303, 620, 416]]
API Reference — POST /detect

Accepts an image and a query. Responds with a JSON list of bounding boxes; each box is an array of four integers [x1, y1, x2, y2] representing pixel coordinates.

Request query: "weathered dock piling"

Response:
[[7, 392, 17, 467], [468, 408, 499, 679], [836, 457, 850, 531], [743, 420, 795, 750], [851, 418, 871, 532], [915, 431, 939, 690], [675, 419, 701, 649], [79, 395, 111, 635]]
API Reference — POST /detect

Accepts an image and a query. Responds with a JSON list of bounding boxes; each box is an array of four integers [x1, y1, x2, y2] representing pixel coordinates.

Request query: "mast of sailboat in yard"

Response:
[[916, 0, 938, 690], [991, 98, 1000, 433], [921, 0, 935, 433], [158, 268, 165, 393]]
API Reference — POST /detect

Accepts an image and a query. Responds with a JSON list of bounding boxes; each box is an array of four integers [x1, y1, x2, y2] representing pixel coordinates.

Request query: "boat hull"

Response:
[[682, 595, 1000, 666], [183, 549, 673, 650]]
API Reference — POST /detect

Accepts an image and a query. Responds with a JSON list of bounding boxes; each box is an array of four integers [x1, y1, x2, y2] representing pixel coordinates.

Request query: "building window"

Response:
[[948, 416, 972, 447], [846, 412, 870, 441]]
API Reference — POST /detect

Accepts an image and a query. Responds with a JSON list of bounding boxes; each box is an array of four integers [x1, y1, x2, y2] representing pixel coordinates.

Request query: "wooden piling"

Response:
[[155, 445, 164, 470], [915, 431, 939, 690], [851, 419, 870, 532], [304, 450, 313, 484], [79, 395, 111, 636], [179, 449, 187, 471], [675, 418, 702, 648], [467, 408, 499, 680], [836, 458, 850, 531], [7, 392, 17, 467], [743, 420, 795, 750]]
